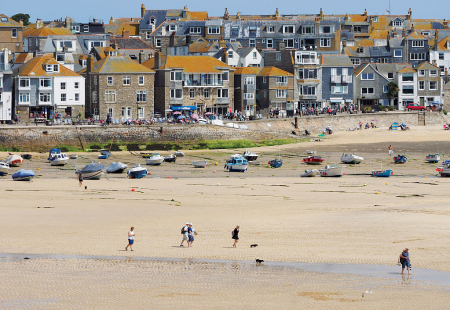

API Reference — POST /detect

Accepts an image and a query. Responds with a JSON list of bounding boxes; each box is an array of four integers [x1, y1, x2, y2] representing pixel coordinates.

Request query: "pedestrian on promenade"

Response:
[[232, 225, 239, 248], [188, 223, 194, 247], [125, 227, 135, 251], [398, 247, 412, 275], [78, 173, 83, 187], [388, 145, 393, 156], [180, 222, 189, 247]]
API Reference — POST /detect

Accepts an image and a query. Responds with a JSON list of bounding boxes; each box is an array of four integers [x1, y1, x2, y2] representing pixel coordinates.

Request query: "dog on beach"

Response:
[[250, 244, 258, 248], [256, 259, 264, 265]]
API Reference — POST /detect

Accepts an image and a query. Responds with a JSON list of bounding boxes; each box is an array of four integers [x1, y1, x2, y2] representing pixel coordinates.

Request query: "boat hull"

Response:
[[372, 170, 393, 177], [50, 158, 69, 166], [301, 169, 319, 177], [341, 155, 364, 164], [426, 154, 440, 163], [146, 158, 164, 165], [243, 155, 258, 161], [193, 161, 207, 168], [225, 164, 247, 172], [319, 166, 346, 177], [164, 156, 177, 162], [127, 169, 148, 179], [13, 176, 34, 181], [269, 160, 283, 168], [78, 170, 104, 180]]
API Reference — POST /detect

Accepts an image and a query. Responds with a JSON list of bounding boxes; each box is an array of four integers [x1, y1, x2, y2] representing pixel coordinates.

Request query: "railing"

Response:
[[331, 75, 341, 83], [184, 79, 223, 86], [342, 75, 353, 83]]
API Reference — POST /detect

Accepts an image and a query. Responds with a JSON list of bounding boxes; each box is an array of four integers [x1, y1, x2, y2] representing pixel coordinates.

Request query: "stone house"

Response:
[[416, 62, 442, 108], [79, 56, 155, 121], [0, 48, 13, 122], [142, 54, 234, 116], [353, 63, 390, 111], [0, 14, 24, 55], [233, 67, 260, 117], [256, 66, 294, 116], [429, 31, 450, 76], [13, 55, 85, 122]]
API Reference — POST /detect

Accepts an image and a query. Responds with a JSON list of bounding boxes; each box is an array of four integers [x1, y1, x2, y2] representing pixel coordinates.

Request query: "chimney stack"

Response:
[[275, 8, 279, 20], [320, 8, 324, 20], [411, 23, 414, 32], [141, 4, 146, 18], [154, 51, 161, 69], [123, 30, 129, 38], [224, 8, 229, 20], [19, 19, 23, 25], [444, 19, 449, 29], [276, 40, 286, 51], [402, 28, 406, 37], [364, 8, 367, 16], [36, 19, 43, 29], [169, 32, 177, 46], [408, 8, 412, 20], [186, 35, 191, 45], [87, 55, 94, 73], [139, 51, 145, 64], [65, 17, 71, 29]]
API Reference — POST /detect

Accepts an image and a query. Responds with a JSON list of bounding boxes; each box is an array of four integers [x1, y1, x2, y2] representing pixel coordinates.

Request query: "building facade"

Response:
[[0, 48, 13, 122]]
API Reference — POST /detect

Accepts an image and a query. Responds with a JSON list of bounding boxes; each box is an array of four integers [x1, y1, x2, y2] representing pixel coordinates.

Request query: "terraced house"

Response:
[[79, 56, 155, 121], [233, 67, 260, 117], [0, 14, 24, 54], [416, 62, 442, 108]]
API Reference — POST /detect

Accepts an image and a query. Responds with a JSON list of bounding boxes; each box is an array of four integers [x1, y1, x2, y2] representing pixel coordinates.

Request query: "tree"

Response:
[[11, 13, 30, 26], [386, 81, 399, 106]]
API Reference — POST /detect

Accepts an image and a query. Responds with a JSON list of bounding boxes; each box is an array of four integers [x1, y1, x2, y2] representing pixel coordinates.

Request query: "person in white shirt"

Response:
[[180, 223, 189, 247], [125, 227, 135, 251]]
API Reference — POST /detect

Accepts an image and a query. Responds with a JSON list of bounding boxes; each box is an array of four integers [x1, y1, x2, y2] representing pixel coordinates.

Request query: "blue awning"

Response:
[[170, 106, 197, 111], [330, 99, 342, 103]]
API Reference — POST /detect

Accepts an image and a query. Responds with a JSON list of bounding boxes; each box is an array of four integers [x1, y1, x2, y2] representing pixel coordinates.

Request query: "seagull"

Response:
[[362, 290, 372, 297]]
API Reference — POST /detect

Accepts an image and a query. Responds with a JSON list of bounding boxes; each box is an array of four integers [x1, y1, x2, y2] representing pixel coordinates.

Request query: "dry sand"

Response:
[[1, 125, 450, 309]]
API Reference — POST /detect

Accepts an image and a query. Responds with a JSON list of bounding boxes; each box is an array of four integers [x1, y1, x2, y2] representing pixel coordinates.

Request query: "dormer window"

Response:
[[56, 54, 65, 62], [357, 47, 364, 53], [0, 17, 8, 22], [392, 19, 402, 28], [169, 24, 176, 32], [267, 26, 275, 33], [412, 40, 424, 47], [302, 26, 314, 34], [228, 51, 233, 58], [45, 64, 53, 72], [320, 25, 333, 34], [372, 16, 378, 23], [108, 51, 117, 56], [189, 27, 201, 34], [283, 25, 295, 34], [208, 27, 220, 35], [150, 18, 155, 24]]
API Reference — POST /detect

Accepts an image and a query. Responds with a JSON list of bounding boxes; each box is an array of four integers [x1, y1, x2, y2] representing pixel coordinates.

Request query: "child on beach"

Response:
[[78, 173, 83, 187]]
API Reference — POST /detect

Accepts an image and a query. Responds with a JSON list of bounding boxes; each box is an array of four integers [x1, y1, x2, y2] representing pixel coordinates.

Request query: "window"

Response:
[[378, 58, 389, 63], [146, 31, 151, 39], [302, 85, 316, 95], [276, 89, 287, 98], [190, 27, 201, 34], [139, 76, 145, 85], [253, 52, 257, 59], [402, 86, 414, 94], [331, 86, 348, 94], [392, 20, 402, 27], [263, 77, 267, 83], [61, 82, 66, 90], [40, 78, 52, 88], [276, 53, 281, 61], [0, 78, 2, 88], [320, 25, 333, 33], [208, 27, 220, 34], [276, 76, 287, 84], [39, 93, 51, 102], [53, 65, 59, 72], [94, 76, 97, 85], [136, 91, 147, 102], [217, 89, 228, 98], [12, 28, 17, 38], [351, 58, 361, 66], [19, 93, 30, 103], [227, 51, 233, 58], [302, 26, 314, 34], [383, 86, 388, 93], [412, 40, 424, 47], [83, 25, 89, 32], [61, 93, 66, 102], [298, 69, 304, 79], [372, 16, 378, 22], [394, 50, 402, 57], [249, 26, 257, 37], [305, 69, 317, 79], [418, 70, 425, 76], [138, 107, 144, 119], [361, 73, 374, 80], [267, 26, 275, 33], [410, 53, 425, 60], [249, 39, 255, 47], [361, 88, 374, 94], [223, 71, 229, 81], [320, 38, 331, 47], [170, 71, 183, 81], [388, 72, 394, 79], [203, 88, 209, 98], [170, 89, 183, 99], [19, 78, 30, 88], [283, 39, 294, 48], [243, 77, 253, 85], [123, 76, 131, 85], [283, 25, 294, 34], [430, 70, 437, 77], [155, 38, 161, 47], [419, 81, 425, 90], [89, 41, 104, 48], [74, 82, 79, 89], [244, 93, 254, 99], [108, 107, 113, 116], [402, 74, 414, 82], [105, 91, 116, 103], [439, 53, 444, 60], [354, 26, 362, 32], [92, 91, 97, 103], [169, 24, 176, 31], [357, 47, 364, 53], [429, 81, 438, 90], [190, 88, 195, 98], [267, 38, 273, 49], [75, 93, 80, 102]]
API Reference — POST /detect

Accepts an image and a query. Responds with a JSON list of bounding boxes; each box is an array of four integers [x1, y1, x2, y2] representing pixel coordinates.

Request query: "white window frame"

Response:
[[244, 77, 255, 85], [123, 76, 131, 85], [139, 76, 145, 85], [75, 93, 80, 102], [361, 87, 374, 94], [40, 78, 52, 88], [302, 26, 314, 34], [19, 92, 30, 103], [283, 25, 294, 34], [412, 40, 424, 47], [61, 93, 67, 102], [393, 20, 402, 27], [276, 76, 287, 85], [136, 90, 147, 102], [39, 93, 51, 103], [155, 38, 161, 47], [319, 25, 333, 34], [190, 88, 195, 98], [394, 50, 402, 57], [107, 76, 113, 86], [94, 108, 99, 116], [138, 107, 145, 119], [19, 78, 30, 88], [189, 27, 201, 34], [410, 53, 425, 60], [92, 91, 97, 103], [253, 52, 257, 59], [383, 86, 388, 93], [170, 89, 183, 99], [105, 91, 116, 103], [283, 39, 294, 48], [320, 38, 331, 47], [267, 26, 275, 33], [169, 24, 177, 32], [108, 107, 113, 116], [217, 89, 228, 98], [331, 86, 348, 94], [387, 72, 394, 79], [61, 82, 66, 90], [208, 26, 220, 35], [74, 82, 79, 89], [222, 71, 229, 81], [228, 51, 233, 58], [170, 71, 183, 81], [244, 93, 254, 99], [146, 31, 151, 39], [418, 69, 425, 76], [419, 81, 425, 90], [361, 73, 374, 80], [351, 58, 361, 66], [429, 81, 438, 90], [12, 28, 17, 38], [276, 89, 287, 98], [203, 88, 209, 99], [430, 70, 438, 77], [372, 16, 378, 22], [267, 38, 273, 49], [249, 39, 256, 47]]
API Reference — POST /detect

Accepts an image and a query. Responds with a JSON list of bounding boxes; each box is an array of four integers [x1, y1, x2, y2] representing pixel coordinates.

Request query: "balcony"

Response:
[[342, 75, 353, 83], [299, 95, 317, 100], [183, 79, 223, 87], [331, 75, 341, 83]]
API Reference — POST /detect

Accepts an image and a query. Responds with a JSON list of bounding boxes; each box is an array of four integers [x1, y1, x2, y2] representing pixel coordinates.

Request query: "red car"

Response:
[[406, 103, 425, 111]]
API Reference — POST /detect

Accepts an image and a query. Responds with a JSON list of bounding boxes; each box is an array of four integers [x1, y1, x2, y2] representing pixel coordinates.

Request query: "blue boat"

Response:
[[47, 148, 61, 161], [393, 154, 407, 164], [224, 156, 248, 172], [98, 154, 109, 159], [269, 158, 283, 168], [12, 169, 35, 181], [372, 169, 393, 177], [127, 165, 148, 179]]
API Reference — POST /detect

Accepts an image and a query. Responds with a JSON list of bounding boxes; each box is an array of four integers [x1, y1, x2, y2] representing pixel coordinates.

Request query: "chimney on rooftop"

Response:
[[444, 19, 448, 29], [402, 28, 406, 37], [320, 8, 324, 20], [276, 40, 286, 51], [139, 51, 145, 64], [344, 13, 349, 21], [408, 8, 412, 20], [410, 23, 414, 32], [364, 8, 367, 16], [93, 18, 98, 23], [186, 34, 192, 45], [224, 8, 229, 20], [169, 32, 177, 47], [87, 55, 94, 73], [123, 30, 129, 38], [65, 17, 71, 29], [219, 38, 227, 48], [36, 19, 43, 29], [154, 51, 161, 69], [275, 8, 279, 20], [141, 3, 146, 18], [19, 19, 23, 25]]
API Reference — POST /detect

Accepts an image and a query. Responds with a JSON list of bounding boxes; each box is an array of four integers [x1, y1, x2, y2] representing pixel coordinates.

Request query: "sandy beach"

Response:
[[1, 125, 450, 308]]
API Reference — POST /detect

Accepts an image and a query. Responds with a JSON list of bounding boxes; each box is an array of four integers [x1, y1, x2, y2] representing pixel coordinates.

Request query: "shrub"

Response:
[[89, 144, 101, 150], [444, 109, 448, 115], [126, 143, 141, 151]]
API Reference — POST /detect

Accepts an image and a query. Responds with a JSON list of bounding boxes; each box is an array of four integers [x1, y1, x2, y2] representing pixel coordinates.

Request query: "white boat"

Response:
[[193, 160, 207, 168], [225, 122, 240, 129], [146, 153, 165, 165], [164, 154, 177, 162], [0, 161, 10, 176], [69, 154, 78, 159], [226, 154, 242, 163], [12, 169, 35, 181], [426, 154, 440, 163], [6, 154, 23, 167], [300, 169, 319, 177], [224, 156, 248, 172], [319, 164, 346, 177], [75, 162, 106, 180], [49, 153, 69, 166], [198, 118, 208, 125], [127, 164, 148, 179], [340, 154, 364, 164], [306, 150, 316, 155], [106, 162, 128, 173], [174, 150, 185, 157], [211, 119, 224, 126], [243, 150, 258, 161]]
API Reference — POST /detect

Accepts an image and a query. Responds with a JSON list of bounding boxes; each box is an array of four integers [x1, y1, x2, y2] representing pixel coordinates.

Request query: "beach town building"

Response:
[[142, 54, 234, 115], [13, 55, 85, 122], [79, 55, 155, 121], [0, 48, 13, 122], [0, 14, 24, 55], [396, 66, 418, 110], [233, 67, 260, 117], [429, 30, 450, 76], [353, 63, 390, 111], [416, 61, 442, 108]]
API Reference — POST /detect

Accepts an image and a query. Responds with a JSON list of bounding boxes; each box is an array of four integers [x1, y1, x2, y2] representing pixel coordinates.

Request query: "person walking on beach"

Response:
[[188, 223, 194, 247], [388, 145, 393, 156], [78, 173, 83, 187], [180, 222, 189, 247], [232, 225, 239, 248], [398, 247, 412, 275], [125, 227, 135, 251]]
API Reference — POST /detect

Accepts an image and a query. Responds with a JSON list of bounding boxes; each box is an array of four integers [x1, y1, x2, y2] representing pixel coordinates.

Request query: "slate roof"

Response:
[[258, 66, 293, 77], [188, 41, 219, 53], [405, 30, 427, 40], [389, 38, 405, 48], [14, 55, 81, 77], [0, 14, 23, 27], [369, 46, 391, 57], [142, 55, 231, 73], [319, 54, 353, 66], [114, 38, 155, 50], [234, 67, 261, 75], [436, 36, 450, 51], [236, 47, 256, 58], [416, 61, 440, 70], [398, 66, 416, 73], [78, 56, 155, 74]]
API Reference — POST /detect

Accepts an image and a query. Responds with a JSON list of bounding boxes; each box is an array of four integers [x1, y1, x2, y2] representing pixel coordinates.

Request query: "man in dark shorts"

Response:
[[398, 248, 412, 275]]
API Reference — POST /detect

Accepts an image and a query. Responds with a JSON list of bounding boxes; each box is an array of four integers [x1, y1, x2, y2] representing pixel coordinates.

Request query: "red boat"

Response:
[[302, 156, 324, 165]]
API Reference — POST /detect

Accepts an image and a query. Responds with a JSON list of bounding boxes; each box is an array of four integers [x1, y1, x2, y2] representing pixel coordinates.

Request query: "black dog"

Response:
[[250, 244, 258, 248], [256, 259, 264, 265]]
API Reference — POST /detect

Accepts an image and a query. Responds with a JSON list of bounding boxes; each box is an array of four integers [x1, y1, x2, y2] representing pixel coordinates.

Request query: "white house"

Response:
[[236, 47, 263, 67], [429, 36, 450, 76], [397, 66, 418, 110], [0, 48, 13, 122]]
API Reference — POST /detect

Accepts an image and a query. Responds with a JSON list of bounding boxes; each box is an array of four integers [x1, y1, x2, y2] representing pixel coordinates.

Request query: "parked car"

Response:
[[406, 103, 425, 111]]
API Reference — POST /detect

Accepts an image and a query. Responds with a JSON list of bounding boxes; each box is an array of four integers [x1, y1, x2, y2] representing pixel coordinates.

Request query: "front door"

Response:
[[420, 97, 424, 105]]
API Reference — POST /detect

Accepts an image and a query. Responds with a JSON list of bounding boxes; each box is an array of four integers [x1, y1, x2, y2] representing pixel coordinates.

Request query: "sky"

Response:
[[4, 0, 449, 23]]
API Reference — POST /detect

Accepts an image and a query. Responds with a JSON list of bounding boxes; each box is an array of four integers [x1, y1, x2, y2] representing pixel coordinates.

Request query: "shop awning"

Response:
[[330, 99, 342, 103], [170, 105, 197, 111]]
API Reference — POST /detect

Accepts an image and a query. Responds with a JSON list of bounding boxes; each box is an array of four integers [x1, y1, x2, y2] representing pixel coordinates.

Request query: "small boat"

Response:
[[140, 152, 152, 159], [127, 164, 148, 179], [0, 161, 10, 176], [226, 154, 242, 163], [268, 158, 283, 168], [193, 160, 207, 168], [47, 149, 61, 161], [436, 166, 450, 177], [21, 154, 32, 160], [224, 156, 248, 172], [164, 154, 177, 162], [12, 169, 35, 181], [372, 169, 393, 177], [319, 164, 346, 177], [426, 154, 440, 163], [69, 154, 78, 159], [106, 162, 128, 173], [302, 156, 324, 165], [174, 150, 185, 157], [100, 150, 111, 156], [243, 150, 258, 161], [49, 153, 69, 166], [301, 169, 319, 177], [341, 154, 364, 164], [306, 150, 316, 155], [248, 161, 261, 165], [393, 154, 407, 164], [6, 154, 23, 167], [75, 162, 106, 180], [198, 118, 208, 125], [146, 153, 165, 165], [98, 154, 109, 159]]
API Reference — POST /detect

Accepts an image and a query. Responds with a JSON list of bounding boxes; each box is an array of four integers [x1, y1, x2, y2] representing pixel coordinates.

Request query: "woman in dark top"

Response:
[[232, 225, 239, 248]]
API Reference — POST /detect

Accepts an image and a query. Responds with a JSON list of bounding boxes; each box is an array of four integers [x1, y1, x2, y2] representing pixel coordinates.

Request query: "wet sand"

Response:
[[1, 124, 450, 308]]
